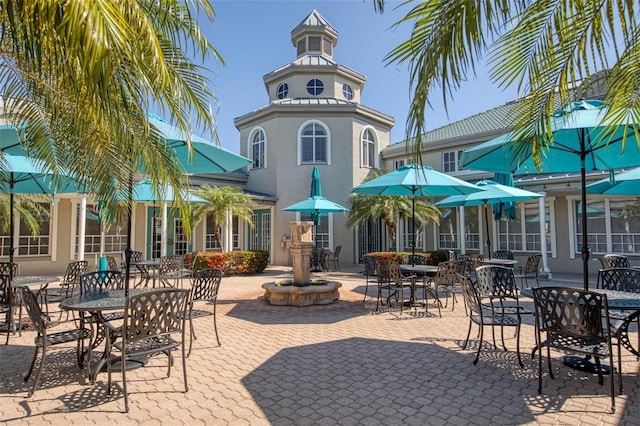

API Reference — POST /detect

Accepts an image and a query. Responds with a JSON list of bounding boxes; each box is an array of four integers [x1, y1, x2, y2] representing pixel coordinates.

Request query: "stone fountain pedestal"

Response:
[[262, 221, 341, 307]]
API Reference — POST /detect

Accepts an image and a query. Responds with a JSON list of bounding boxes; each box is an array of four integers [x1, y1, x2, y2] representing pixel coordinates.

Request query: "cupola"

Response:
[[290, 10, 338, 59]]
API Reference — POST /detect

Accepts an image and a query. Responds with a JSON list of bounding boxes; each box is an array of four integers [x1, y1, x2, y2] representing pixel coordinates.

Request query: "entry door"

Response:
[[248, 209, 271, 251], [174, 218, 188, 255]]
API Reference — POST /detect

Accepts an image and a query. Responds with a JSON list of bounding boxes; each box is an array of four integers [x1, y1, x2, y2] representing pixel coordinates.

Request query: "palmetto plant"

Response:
[[192, 185, 256, 250], [0, 1, 223, 228], [373, 0, 639, 164], [0, 194, 50, 237], [346, 170, 440, 251]]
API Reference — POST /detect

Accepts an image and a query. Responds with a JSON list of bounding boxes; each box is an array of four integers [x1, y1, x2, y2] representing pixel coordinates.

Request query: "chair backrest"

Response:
[[532, 287, 609, 339], [123, 288, 189, 346], [475, 265, 518, 298], [80, 270, 123, 295], [434, 260, 459, 285], [159, 255, 184, 275], [493, 250, 514, 260], [0, 274, 10, 306], [191, 268, 224, 304], [0, 262, 18, 278], [18, 286, 48, 334], [401, 254, 426, 265], [602, 254, 630, 269], [375, 258, 394, 285], [185, 251, 199, 270], [448, 250, 458, 260], [363, 255, 377, 277], [128, 250, 143, 264], [386, 260, 406, 284], [333, 245, 342, 257], [458, 273, 482, 317], [63, 261, 89, 284], [599, 268, 640, 293], [469, 254, 484, 271], [525, 254, 542, 274], [106, 256, 120, 271]]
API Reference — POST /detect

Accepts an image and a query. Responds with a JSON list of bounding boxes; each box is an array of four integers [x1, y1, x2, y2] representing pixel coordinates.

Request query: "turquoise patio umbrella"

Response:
[[436, 180, 543, 258], [283, 167, 348, 246], [586, 167, 640, 196], [459, 99, 640, 289], [351, 164, 483, 261], [147, 113, 251, 174], [120, 114, 251, 294], [0, 154, 77, 344]]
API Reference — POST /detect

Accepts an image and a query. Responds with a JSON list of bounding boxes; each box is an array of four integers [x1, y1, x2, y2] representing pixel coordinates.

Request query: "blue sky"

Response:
[[200, 0, 521, 153]]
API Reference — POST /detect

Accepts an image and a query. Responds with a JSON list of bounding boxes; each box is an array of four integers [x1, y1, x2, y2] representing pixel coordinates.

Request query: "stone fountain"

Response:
[[261, 221, 341, 307]]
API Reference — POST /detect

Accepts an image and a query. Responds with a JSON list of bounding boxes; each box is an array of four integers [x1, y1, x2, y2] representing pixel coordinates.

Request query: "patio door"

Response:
[[248, 209, 271, 251]]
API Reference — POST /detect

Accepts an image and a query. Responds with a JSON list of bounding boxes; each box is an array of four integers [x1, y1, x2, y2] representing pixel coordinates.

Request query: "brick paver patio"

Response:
[[0, 266, 638, 425]]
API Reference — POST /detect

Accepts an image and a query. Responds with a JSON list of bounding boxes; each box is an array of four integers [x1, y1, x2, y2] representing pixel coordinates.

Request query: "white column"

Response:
[[223, 208, 232, 252], [77, 194, 87, 261], [459, 206, 466, 254], [539, 192, 552, 278], [161, 202, 168, 257]]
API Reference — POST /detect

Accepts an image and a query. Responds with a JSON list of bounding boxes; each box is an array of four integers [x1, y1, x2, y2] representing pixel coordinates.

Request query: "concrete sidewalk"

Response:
[[0, 266, 637, 425]]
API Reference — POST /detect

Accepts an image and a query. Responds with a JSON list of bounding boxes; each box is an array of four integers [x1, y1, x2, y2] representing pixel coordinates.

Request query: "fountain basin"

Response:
[[262, 281, 341, 307]]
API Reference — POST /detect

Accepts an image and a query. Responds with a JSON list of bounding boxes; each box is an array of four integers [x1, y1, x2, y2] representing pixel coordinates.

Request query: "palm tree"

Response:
[[373, 0, 639, 163], [0, 1, 222, 225], [192, 185, 256, 250], [346, 170, 440, 251], [0, 194, 50, 237]]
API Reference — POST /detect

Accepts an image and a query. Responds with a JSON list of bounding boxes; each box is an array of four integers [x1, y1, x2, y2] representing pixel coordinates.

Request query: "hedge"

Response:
[[365, 250, 449, 265], [186, 250, 269, 275]]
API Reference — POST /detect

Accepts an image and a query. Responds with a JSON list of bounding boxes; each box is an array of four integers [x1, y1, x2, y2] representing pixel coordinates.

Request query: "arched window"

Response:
[[250, 129, 266, 169], [361, 128, 376, 168], [300, 123, 328, 164]]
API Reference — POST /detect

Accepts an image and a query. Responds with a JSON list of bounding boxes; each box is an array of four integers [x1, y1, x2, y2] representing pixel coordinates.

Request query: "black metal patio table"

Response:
[[59, 288, 150, 382], [400, 265, 439, 310]]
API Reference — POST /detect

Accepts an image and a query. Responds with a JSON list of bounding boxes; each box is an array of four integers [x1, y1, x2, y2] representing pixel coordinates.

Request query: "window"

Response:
[[276, 83, 288, 99], [11, 202, 51, 256], [74, 204, 127, 256], [300, 123, 327, 163], [342, 83, 353, 100], [250, 129, 265, 169], [498, 202, 553, 253], [393, 159, 406, 170], [438, 208, 458, 249], [205, 215, 222, 251], [401, 216, 423, 252], [308, 36, 321, 51], [306, 79, 324, 96], [442, 150, 464, 173], [302, 212, 330, 249], [361, 129, 375, 168], [575, 198, 639, 256]]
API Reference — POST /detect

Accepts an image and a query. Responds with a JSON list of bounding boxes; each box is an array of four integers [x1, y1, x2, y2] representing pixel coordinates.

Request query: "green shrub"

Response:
[[366, 250, 448, 265], [187, 250, 269, 275]]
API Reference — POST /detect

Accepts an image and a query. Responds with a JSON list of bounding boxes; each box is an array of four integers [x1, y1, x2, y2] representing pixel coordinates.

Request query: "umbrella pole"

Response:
[[5, 183, 14, 344], [124, 175, 133, 297], [484, 203, 491, 259], [579, 130, 590, 290], [411, 196, 416, 265]]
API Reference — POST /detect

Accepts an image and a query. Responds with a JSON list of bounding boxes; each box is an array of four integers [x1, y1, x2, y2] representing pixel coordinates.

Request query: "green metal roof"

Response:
[[383, 100, 520, 155]]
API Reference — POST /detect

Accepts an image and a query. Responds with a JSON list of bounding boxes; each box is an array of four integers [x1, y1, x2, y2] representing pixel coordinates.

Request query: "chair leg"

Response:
[[27, 345, 46, 397], [462, 320, 472, 350], [213, 304, 220, 346], [473, 323, 483, 365], [24, 346, 40, 381], [363, 278, 369, 303]]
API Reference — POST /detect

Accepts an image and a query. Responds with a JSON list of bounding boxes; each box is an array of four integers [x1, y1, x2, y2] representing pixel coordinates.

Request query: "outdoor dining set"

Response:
[[0, 252, 224, 413], [362, 251, 640, 414]]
